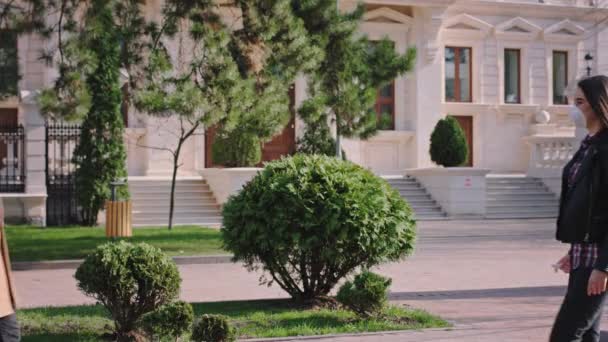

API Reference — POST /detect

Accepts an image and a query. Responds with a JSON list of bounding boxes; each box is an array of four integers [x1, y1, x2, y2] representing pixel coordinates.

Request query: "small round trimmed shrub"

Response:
[[429, 116, 468, 167], [75, 241, 181, 341], [141, 301, 194, 341], [212, 128, 262, 167], [337, 271, 392, 318], [191, 314, 235, 342], [221, 154, 416, 302]]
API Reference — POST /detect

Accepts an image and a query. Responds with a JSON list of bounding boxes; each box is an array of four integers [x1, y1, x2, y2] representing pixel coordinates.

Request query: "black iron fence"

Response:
[[0, 125, 25, 193], [46, 122, 81, 226]]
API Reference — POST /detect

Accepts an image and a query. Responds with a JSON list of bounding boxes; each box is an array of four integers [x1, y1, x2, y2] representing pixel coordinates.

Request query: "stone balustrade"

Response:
[[526, 136, 577, 178]]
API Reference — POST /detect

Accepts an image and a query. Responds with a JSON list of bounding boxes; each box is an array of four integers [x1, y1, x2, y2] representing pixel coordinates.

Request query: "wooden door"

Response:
[[0, 108, 18, 169], [451, 115, 473, 167], [205, 86, 296, 167], [260, 86, 296, 163]]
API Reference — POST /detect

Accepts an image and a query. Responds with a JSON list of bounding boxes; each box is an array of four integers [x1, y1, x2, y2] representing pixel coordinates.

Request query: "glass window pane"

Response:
[[0, 30, 19, 96], [380, 104, 393, 116], [445, 47, 456, 101], [504, 49, 520, 104], [553, 52, 568, 105], [380, 84, 392, 97], [459, 48, 471, 102]]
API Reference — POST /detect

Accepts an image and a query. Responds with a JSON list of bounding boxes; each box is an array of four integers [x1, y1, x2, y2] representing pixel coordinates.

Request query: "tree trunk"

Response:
[[335, 122, 342, 159], [167, 121, 199, 231], [168, 140, 183, 231]]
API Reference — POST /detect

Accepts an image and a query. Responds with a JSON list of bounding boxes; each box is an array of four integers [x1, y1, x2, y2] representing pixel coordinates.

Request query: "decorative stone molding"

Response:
[[535, 110, 551, 124], [19, 90, 39, 105], [441, 13, 493, 40], [363, 7, 413, 27], [495, 17, 542, 41], [442, 102, 493, 115], [543, 19, 585, 43], [425, 9, 444, 62]]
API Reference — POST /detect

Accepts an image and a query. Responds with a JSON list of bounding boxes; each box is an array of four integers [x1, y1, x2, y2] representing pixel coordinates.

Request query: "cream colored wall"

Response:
[[6, 0, 608, 180], [434, 10, 602, 173]]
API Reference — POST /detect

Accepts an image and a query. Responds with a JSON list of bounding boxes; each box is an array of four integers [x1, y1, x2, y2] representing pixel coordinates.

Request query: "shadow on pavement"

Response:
[[390, 285, 567, 301]]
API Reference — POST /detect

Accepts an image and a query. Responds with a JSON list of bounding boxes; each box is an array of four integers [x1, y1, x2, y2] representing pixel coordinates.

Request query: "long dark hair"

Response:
[[578, 75, 608, 128]]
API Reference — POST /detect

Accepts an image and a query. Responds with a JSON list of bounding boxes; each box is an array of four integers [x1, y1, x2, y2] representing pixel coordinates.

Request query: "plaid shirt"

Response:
[[568, 134, 599, 270]]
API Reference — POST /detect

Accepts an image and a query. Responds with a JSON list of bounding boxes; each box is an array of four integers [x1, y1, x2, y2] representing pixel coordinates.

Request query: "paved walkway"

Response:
[[14, 219, 606, 341]]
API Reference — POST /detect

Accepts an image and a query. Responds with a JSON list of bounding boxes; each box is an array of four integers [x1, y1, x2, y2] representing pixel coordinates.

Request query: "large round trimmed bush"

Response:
[[429, 116, 469, 167], [221, 154, 416, 302], [75, 241, 181, 341]]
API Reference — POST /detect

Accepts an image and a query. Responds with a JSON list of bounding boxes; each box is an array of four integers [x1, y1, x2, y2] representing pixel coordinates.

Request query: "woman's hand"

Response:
[[553, 254, 571, 274], [588, 270, 608, 296]]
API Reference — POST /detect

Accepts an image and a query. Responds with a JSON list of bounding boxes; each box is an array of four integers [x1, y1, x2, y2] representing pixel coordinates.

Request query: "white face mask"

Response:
[[569, 106, 586, 128]]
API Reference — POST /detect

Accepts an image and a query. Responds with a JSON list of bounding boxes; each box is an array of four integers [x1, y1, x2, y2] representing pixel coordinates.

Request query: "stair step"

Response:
[[487, 185, 548, 191], [391, 184, 424, 190], [486, 200, 558, 207], [487, 193, 557, 199], [132, 203, 220, 211], [485, 212, 557, 219], [132, 222, 222, 228], [487, 189, 554, 195], [486, 207, 557, 215], [131, 189, 214, 196], [405, 199, 437, 205], [131, 197, 218, 204], [398, 190, 431, 196], [408, 203, 443, 210]]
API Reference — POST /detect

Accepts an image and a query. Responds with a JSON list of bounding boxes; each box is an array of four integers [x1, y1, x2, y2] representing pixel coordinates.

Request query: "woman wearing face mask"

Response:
[[550, 75, 608, 342]]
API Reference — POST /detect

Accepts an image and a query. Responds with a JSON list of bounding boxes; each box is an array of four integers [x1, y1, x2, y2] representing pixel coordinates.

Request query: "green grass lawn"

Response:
[[18, 299, 450, 341], [6, 225, 226, 262]]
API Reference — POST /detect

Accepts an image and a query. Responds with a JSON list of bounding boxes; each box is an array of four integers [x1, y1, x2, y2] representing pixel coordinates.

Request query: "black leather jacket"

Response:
[[556, 130, 608, 271]]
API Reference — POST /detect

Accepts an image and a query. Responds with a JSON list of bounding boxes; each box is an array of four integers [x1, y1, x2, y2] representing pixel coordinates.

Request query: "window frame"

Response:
[[0, 30, 19, 97], [445, 46, 473, 103], [375, 82, 395, 130], [504, 48, 521, 104], [552, 50, 569, 105]]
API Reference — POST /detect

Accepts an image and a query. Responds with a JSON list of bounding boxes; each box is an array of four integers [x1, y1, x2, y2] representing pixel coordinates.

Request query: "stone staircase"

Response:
[[384, 176, 447, 220], [486, 175, 559, 219], [128, 177, 222, 227]]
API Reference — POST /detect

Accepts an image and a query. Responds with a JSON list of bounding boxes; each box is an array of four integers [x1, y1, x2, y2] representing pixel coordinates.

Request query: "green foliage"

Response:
[[377, 112, 393, 131], [337, 271, 392, 318], [221, 154, 416, 301], [429, 116, 469, 167], [74, 241, 181, 341], [291, 3, 416, 156], [211, 129, 262, 167], [0, 30, 20, 99], [141, 301, 194, 341], [191, 314, 235, 342], [70, 1, 129, 226], [295, 95, 336, 157]]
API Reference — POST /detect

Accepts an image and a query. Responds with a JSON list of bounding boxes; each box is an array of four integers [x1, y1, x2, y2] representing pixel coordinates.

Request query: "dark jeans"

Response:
[[0, 314, 19, 342], [550, 267, 608, 342]]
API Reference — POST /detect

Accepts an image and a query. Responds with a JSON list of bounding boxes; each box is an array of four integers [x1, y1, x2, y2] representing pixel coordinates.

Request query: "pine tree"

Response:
[[430, 116, 469, 167], [136, 20, 251, 229], [209, 0, 323, 166], [72, 0, 129, 226], [292, 1, 416, 158]]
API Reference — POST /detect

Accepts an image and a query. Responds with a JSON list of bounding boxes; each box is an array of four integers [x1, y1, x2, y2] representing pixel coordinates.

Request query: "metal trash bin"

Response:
[[105, 180, 132, 238]]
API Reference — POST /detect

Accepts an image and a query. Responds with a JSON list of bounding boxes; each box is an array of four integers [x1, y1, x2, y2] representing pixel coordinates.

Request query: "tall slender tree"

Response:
[[292, 1, 416, 158], [72, 0, 129, 226]]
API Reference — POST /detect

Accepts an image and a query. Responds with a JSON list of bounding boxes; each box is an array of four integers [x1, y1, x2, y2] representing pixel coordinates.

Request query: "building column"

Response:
[[21, 90, 46, 226], [411, 7, 445, 169]]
